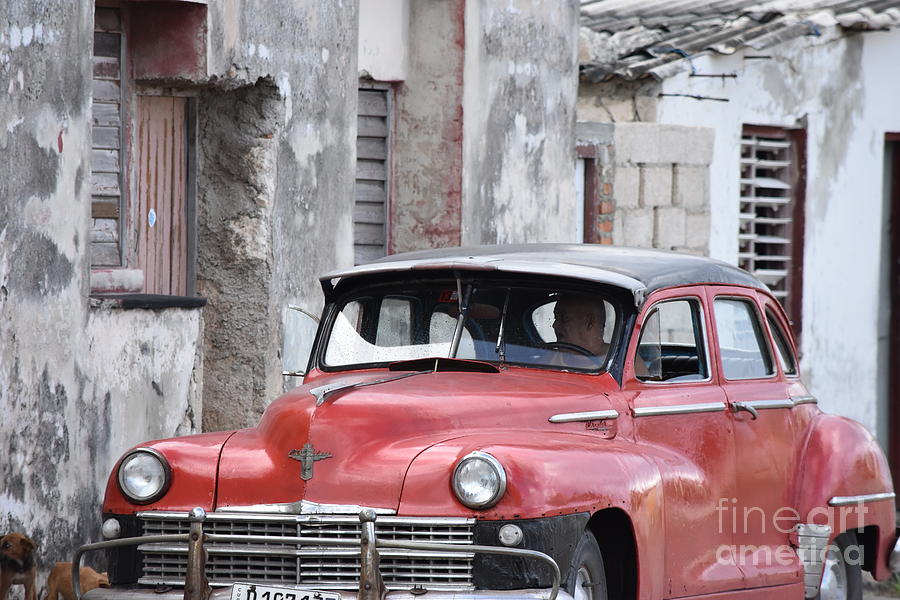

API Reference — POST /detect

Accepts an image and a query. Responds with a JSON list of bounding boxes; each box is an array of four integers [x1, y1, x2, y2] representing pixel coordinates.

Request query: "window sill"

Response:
[[90, 293, 207, 310]]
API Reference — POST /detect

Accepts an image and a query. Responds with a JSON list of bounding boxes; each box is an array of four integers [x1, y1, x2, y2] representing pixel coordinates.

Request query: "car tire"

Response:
[[565, 532, 608, 600], [816, 531, 862, 600]]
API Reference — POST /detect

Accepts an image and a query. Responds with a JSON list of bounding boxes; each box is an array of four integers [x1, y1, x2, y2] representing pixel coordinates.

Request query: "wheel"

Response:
[[565, 532, 608, 600], [817, 531, 862, 600]]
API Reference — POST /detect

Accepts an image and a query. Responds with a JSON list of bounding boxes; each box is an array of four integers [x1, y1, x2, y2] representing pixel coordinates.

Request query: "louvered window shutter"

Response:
[[739, 130, 797, 305], [355, 87, 391, 265], [90, 14, 124, 267]]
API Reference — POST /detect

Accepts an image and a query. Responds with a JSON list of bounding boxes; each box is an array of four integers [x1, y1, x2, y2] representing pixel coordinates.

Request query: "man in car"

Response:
[[551, 295, 610, 364]]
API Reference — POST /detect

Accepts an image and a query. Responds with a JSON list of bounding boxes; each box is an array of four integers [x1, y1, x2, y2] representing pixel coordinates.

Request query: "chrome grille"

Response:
[[137, 512, 475, 591]]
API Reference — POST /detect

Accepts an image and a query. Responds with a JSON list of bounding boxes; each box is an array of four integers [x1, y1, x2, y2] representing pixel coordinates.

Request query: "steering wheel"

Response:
[[543, 341, 595, 358]]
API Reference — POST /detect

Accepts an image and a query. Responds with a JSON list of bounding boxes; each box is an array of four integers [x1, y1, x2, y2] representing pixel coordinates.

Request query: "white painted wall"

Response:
[[358, 0, 409, 81], [461, 0, 579, 245], [655, 28, 900, 443]]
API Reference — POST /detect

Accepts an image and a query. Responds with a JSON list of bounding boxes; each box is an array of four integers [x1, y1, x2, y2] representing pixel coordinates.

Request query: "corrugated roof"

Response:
[[579, 0, 900, 81]]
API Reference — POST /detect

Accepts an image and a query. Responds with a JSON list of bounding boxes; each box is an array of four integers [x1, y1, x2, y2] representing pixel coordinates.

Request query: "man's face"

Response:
[[552, 297, 605, 353], [552, 299, 581, 342]]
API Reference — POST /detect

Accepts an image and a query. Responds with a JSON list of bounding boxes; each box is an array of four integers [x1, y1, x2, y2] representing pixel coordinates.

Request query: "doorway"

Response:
[[886, 134, 900, 495]]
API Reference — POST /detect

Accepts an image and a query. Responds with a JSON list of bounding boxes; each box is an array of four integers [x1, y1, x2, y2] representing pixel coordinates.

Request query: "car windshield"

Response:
[[322, 279, 620, 373]]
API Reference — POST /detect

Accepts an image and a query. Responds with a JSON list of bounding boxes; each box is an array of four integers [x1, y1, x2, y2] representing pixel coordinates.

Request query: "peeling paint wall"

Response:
[[0, 0, 203, 578], [648, 29, 900, 442], [461, 0, 579, 245], [390, 0, 465, 252]]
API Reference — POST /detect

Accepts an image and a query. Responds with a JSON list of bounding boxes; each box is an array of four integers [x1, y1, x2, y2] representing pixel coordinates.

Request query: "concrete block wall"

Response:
[[610, 123, 714, 254]]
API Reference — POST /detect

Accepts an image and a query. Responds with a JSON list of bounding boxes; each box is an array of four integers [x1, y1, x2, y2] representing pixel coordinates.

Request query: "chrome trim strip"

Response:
[[792, 395, 818, 406], [745, 399, 795, 410], [633, 401, 727, 417], [138, 510, 472, 525], [214, 500, 397, 515], [828, 492, 896, 506], [138, 543, 475, 559], [549, 410, 619, 423]]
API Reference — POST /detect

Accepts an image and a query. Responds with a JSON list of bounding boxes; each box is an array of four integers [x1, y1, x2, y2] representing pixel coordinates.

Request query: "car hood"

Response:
[[214, 368, 618, 511]]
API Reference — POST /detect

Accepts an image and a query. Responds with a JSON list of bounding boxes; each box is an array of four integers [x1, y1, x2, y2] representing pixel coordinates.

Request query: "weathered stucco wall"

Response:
[[390, 0, 465, 253], [0, 0, 358, 579], [461, 0, 579, 245], [652, 28, 900, 441], [0, 0, 203, 575], [199, 1, 358, 431]]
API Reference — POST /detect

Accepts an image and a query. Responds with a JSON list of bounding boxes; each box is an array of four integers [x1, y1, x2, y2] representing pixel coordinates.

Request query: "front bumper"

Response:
[[75, 509, 563, 600], [83, 588, 574, 600]]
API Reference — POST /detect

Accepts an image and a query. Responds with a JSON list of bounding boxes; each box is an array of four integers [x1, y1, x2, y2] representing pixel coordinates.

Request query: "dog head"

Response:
[[0, 533, 37, 572]]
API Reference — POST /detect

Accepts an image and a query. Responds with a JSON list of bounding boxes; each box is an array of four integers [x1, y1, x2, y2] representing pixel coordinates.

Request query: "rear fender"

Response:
[[794, 414, 895, 579]]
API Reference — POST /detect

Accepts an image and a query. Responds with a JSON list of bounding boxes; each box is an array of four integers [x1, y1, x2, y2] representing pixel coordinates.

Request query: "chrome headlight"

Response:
[[117, 448, 171, 504], [451, 451, 507, 509]]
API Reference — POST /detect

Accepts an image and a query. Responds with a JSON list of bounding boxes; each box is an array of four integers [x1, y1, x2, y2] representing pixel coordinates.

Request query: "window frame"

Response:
[[711, 294, 778, 382], [630, 294, 713, 386], [89, 6, 199, 299], [763, 303, 799, 378]]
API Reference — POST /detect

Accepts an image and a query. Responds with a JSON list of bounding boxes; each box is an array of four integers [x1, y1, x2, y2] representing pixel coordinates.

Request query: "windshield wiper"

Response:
[[495, 289, 510, 366], [449, 279, 472, 359]]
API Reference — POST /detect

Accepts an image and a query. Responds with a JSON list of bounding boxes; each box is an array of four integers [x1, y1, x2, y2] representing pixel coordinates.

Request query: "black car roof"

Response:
[[321, 244, 767, 306]]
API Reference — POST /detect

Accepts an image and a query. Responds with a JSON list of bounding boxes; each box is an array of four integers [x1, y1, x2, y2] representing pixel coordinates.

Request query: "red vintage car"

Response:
[[80, 245, 898, 600]]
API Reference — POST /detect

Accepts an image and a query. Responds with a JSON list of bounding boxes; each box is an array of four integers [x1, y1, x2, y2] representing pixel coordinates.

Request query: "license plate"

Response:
[[230, 583, 341, 600]]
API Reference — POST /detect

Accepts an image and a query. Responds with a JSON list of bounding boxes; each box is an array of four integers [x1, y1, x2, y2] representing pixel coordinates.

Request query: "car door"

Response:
[[624, 288, 745, 597], [707, 288, 803, 588]]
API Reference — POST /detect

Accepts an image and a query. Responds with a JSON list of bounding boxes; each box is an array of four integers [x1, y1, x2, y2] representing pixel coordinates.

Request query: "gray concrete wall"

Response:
[[610, 123, 714, 254], [198, 1, 359, 430], [0, 0, 203, 573], [461, 0, 580, 245]]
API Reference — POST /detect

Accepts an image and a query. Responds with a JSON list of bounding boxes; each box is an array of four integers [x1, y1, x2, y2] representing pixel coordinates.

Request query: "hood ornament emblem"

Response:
[[289, 443, 333, 481]]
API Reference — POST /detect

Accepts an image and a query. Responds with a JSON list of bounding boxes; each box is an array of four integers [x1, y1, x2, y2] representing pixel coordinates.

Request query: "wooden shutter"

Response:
[[90, 20, 124, 267], [355, 88, 390, 265], [739, 128, 800, 307], [136, 95, 188, 296]]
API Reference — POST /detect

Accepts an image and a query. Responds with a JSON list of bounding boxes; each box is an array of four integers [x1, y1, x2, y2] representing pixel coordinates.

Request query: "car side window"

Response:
[[766, 308, 798, 376], [713, 298, 775, 380], [635, 299, 708, 382]]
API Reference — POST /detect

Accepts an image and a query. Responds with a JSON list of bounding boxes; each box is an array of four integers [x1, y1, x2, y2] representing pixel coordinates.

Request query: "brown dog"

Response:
[[0, 533, 37, 600], [44, 563, 109, 600]]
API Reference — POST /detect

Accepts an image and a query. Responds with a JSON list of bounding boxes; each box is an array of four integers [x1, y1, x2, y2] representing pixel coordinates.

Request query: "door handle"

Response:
[[731, 401, 759, 420]]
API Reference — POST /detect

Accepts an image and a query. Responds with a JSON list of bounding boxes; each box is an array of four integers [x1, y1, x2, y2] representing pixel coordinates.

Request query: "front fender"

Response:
[[102, 431, 237, 513], [399, 432, 665, 598], [795, 413, 895, 579]]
